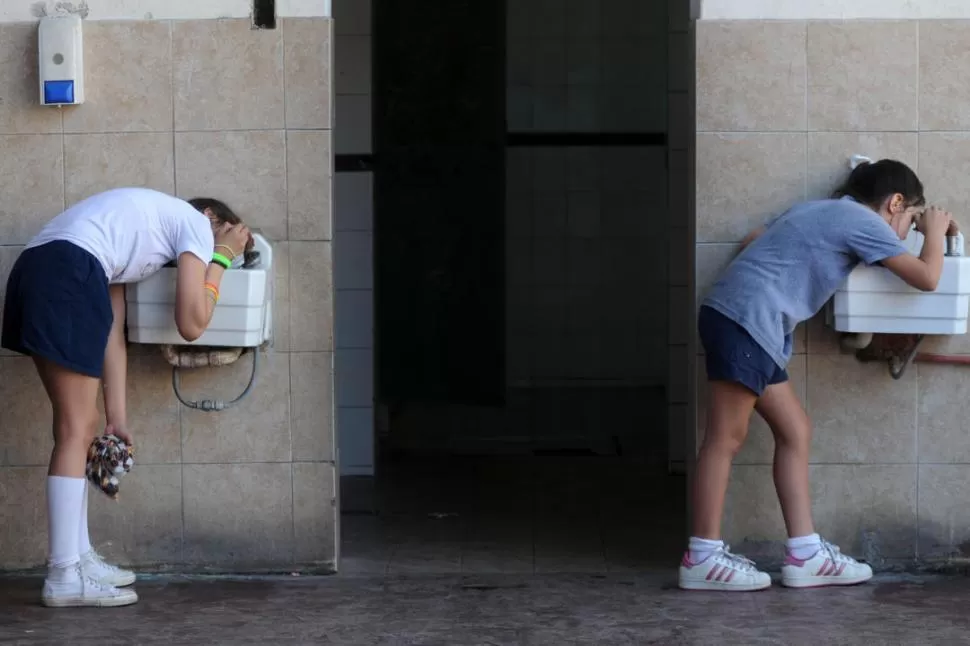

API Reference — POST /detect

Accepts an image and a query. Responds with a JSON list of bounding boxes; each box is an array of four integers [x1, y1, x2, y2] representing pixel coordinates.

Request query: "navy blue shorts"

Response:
[[1, 241, 112, 379], [698, 306, 788, 397]]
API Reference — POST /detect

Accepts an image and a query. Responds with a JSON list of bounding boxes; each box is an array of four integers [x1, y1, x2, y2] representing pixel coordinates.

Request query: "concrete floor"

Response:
[[3, 572, 970, 644], [8, 457, 966, 645]]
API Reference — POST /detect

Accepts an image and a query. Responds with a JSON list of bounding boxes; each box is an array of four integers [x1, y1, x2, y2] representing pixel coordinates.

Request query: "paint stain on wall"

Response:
[[31, 1, 90, 18]]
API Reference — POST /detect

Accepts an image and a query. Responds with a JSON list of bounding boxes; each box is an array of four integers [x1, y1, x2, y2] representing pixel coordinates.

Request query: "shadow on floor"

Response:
[[339, 455, 687, 576]]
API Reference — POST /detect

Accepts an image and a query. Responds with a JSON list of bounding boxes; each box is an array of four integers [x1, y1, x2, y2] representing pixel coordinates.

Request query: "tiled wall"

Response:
[[0, 18, 336, 570], [666, 0, 692, 472], [505, 0, 669, 387], [694, 19, 970, 564], [699, 0, 970, 20], [332, 0, 375, 476]]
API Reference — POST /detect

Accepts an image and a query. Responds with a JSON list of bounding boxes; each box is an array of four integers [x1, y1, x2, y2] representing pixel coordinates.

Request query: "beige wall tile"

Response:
[[811, 465, 917, 559], [807, 21, 918, 131], [917, 133, 970, 346], [724, 464, 916, 560], [917, 364, 970, 463], [175, 130, 287, 240], [806, 312, 845, 355], [696, 133, 806, 243], [0, 134, 64, 244], [289, 241, 335, 352], [126, 352, 181, 465], [0, 357, 52, 466], [919, 464, 970, 559], [807, 355, 917, 463], [274, 241, 291, 351], [920, 21, 970, 131], [64, 133, 175, 206], [696, 21, 806, 131], [290, 352, 335, 461], [695, 243, 739, 311], [0, 246, 23, 357], [722, 465, 786, 558], [283, 18, 333, 130], [0, 24, 62, 134], [697, 355, 808, 466], [87, 465, 182, 566], [806, 132, 919, 201], [173, 19, 284, 131], [287, 131, 333, 240], [63, 21, 173, 134], [293, 462, 337, 564], [180, 351, 291, 463], [919, 132, 970, 230], [183, 463, 294, 566], [919, 465, 970, 558], [920, 334, 970, 356], [0, 467, 47, 568]]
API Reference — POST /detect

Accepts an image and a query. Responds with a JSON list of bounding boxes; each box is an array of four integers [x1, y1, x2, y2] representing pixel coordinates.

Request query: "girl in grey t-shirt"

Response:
[[679, 160, 954, 591]]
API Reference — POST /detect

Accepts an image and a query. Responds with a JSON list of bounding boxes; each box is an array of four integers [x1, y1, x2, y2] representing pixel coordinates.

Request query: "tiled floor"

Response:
[[339, 456, 687, 576]]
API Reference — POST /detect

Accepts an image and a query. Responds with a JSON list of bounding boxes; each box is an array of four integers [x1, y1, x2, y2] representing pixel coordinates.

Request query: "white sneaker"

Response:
[[678, 546, 772, 592], [781, 539, 873, 589], [81, 550, 137, 587], [41, 564, 138, 608]]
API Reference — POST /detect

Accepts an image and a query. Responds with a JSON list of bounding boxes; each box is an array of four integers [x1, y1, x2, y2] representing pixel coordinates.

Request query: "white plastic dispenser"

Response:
[[828, 228, 970, 335], [38, 16, 85, 106], [126, 233, 274, 348]]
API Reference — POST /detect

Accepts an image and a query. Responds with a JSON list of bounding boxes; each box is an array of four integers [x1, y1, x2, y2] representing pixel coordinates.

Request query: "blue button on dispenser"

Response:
[[44, 80, 75, 105]]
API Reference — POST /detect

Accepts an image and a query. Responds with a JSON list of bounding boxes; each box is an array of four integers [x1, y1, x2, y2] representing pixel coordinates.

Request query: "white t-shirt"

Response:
[[26, 188, 215, 284]]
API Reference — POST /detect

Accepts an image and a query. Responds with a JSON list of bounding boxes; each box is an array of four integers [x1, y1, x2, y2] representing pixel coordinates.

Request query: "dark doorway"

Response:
[[372, 0, 507, 408]]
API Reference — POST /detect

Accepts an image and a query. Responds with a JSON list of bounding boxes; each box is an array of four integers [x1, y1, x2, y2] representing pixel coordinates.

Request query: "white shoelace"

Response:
[[818, 539, 857, 564], [86, 551, 124, 573], [84, 573, 117, 592], [714, 546, 758, 572]]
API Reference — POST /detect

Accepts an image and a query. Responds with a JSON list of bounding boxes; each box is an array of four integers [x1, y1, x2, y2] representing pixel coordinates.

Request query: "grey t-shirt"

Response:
[[703, 196, 909, 369]]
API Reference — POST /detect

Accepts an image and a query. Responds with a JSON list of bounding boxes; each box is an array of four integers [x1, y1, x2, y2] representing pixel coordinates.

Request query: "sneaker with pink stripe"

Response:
[[781, 539, 872, 588], [678, 546, 772, 592]]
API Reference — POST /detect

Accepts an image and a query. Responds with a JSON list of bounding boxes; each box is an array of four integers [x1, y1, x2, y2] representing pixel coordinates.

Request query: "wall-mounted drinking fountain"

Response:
[[125, 233, 274, 409]]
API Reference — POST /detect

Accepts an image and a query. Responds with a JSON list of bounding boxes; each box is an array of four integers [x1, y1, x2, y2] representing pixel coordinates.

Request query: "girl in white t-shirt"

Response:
[[1, 188, 251, 608]]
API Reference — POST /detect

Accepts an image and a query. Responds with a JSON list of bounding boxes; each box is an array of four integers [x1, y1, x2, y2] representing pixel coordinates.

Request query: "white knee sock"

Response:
[[78, 483, 92, 556], [786, 533, 822, 560], [687, 536, 724, 564], [47, 476, 86, 569]]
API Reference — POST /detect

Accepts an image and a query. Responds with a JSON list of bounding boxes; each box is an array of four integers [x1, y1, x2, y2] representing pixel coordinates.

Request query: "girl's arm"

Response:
[[740, 226, 766, 251], [174, 253, 225, 342], [881, 206, 953, 292], [102, 284, 130, 441]]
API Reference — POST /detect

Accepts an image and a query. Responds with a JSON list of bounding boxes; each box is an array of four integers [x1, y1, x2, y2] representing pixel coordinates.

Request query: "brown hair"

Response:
[[187, 197, 242, 225]]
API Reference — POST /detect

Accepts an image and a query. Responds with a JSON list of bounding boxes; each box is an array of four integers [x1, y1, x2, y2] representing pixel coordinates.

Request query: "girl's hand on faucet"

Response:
[[916, 205, 953, 237]]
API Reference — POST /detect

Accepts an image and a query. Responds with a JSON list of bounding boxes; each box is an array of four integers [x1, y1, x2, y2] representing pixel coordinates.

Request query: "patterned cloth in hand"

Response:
[[86, 435, 135, 500]]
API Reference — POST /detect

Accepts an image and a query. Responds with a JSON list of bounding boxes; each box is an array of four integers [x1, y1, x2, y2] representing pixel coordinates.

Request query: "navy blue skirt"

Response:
[[1, 241, 112, 378]]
